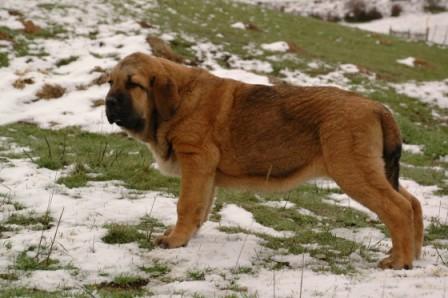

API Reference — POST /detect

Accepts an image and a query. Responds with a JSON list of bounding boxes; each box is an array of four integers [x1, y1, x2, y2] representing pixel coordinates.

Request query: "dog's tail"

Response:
[[380, 106, 402, 190]]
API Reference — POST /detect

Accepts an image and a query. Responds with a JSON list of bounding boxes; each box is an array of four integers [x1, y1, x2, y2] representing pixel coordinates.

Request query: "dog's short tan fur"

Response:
[[105, 52, 423, 269]]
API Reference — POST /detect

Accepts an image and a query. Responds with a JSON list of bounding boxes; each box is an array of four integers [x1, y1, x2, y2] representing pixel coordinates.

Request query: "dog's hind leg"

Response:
[[399, 186, 423, 259], [325, 155, 415, 269]]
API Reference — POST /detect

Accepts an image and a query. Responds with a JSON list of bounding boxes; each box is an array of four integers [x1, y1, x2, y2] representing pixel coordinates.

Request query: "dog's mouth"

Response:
[[107, 114, 144, 131], [110, 118, 124, 126], [106, 109, 123, 126]]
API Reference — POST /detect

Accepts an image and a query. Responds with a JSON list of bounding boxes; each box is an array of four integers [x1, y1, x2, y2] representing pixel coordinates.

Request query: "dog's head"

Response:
[[105, 52, 180, 140]]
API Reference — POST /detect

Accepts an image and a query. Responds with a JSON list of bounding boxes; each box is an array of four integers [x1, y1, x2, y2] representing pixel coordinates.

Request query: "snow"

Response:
[[261, 41, 289, 52], [391, 79, 448, 109], [239, 264, 448, 298], [397, 57, 416, 67], [238, 0, 448, 45], [211, 68, 271, 85], [0, 10, 24, 30], [231, 22, 246, 29], [0, 156, 266, 291], [0, 0, 447, 296], [350, 12, 448, 45], [227, 56, 273, 73], [262, 200, 295, 209], [403, 144, 424, 154], [339, 63, 359, 74]]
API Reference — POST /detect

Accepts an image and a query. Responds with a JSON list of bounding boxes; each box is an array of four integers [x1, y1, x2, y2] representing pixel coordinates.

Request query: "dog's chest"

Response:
[[146, 144, 181, 177]]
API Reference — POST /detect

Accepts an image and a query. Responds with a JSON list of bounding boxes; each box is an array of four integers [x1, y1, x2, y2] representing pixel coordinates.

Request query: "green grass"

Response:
[[0, 52, 9, 67], [139, 261, 171, 278], [2, 121, 443, 274], [0, 288, 87, 298], [86, 274, 150, 298], [102, 216, 165, 249], [0, 192, 25, 211], [0, 123, 180, 194], [0, 25, 63, 61], [14, 251, 61, 271], [0, 272, 19, 281], [111, 274, 148, 289], [102, 224, 144, 244], [5, 212, 53, 230], [55, 55, 79, 67], [426, 219, 448, 241], [0, 0, 447, 286], [187, 270, 206, 281], [129, 0, 448, 82]]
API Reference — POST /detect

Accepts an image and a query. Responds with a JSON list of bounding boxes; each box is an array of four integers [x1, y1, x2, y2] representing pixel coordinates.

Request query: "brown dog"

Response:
[[105, 52, 423, 269]]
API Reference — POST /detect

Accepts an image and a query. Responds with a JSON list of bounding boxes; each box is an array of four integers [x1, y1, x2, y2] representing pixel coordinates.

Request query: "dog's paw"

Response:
[[378, 256, 412, 270], [155, 234, 188, 249], [163, 226, 173, 236]]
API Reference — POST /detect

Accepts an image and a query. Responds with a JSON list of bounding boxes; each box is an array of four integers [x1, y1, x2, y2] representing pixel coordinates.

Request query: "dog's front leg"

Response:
[[156, 149, 217, 249]]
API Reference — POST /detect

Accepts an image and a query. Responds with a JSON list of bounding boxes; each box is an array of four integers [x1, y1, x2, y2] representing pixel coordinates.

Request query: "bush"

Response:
[[344, 0, 383, 23], [391, 4, 402, 17]]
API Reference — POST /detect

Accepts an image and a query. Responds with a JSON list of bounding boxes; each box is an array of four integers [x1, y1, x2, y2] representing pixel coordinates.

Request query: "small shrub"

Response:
[[391, 4, 402, 17], [344, 0, 383, 22]]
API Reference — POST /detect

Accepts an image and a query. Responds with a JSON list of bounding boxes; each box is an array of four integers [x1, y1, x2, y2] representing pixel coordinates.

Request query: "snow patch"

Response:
[[231, 22, 246, 29], [262, 200, 295, 209], [403, 144, 424, 154], [397, 57, 416, 67], [391, 79, 448, 109], [261, 41, 289, 52]]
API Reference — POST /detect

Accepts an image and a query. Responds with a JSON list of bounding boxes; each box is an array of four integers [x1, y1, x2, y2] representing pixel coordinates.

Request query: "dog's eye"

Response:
[[127, 81, 144, 90], [108, 80, 113, 85]]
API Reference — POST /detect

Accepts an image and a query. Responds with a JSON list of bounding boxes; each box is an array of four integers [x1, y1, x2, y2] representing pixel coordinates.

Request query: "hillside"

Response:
[[0, 0, 447, 297]]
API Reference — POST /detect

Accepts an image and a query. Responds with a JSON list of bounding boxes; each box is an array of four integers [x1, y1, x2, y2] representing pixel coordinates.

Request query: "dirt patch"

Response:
[[146, 35, 184, 63], [245, 22, 262, 32], [21, 20, 41, 34], [36, 84, 65, 100], [0, 31, 13, 42], [414, 58, 433, 69], [138, 20, 153, 29], [287, 41, 307, 54], [13, 78, 35, 89]]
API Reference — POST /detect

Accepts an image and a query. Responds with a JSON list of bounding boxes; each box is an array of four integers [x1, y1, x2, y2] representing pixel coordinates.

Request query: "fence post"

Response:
[[443, 27, 448, 45]]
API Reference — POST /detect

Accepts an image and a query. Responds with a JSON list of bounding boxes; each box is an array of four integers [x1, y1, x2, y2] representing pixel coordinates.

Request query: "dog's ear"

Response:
[[149, 75, 180, 121]]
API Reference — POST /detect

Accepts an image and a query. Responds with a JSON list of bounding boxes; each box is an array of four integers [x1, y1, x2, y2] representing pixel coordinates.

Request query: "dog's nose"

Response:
[[106, 96, 118, 108]]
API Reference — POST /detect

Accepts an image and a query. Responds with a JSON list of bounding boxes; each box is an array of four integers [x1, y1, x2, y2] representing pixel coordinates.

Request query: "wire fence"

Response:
[[389, 25, 448, 45]]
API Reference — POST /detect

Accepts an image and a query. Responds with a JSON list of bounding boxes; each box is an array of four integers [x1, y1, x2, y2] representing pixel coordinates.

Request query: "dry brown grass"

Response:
[[13, 78, 35, 89], [36, 84, 65, 100]]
